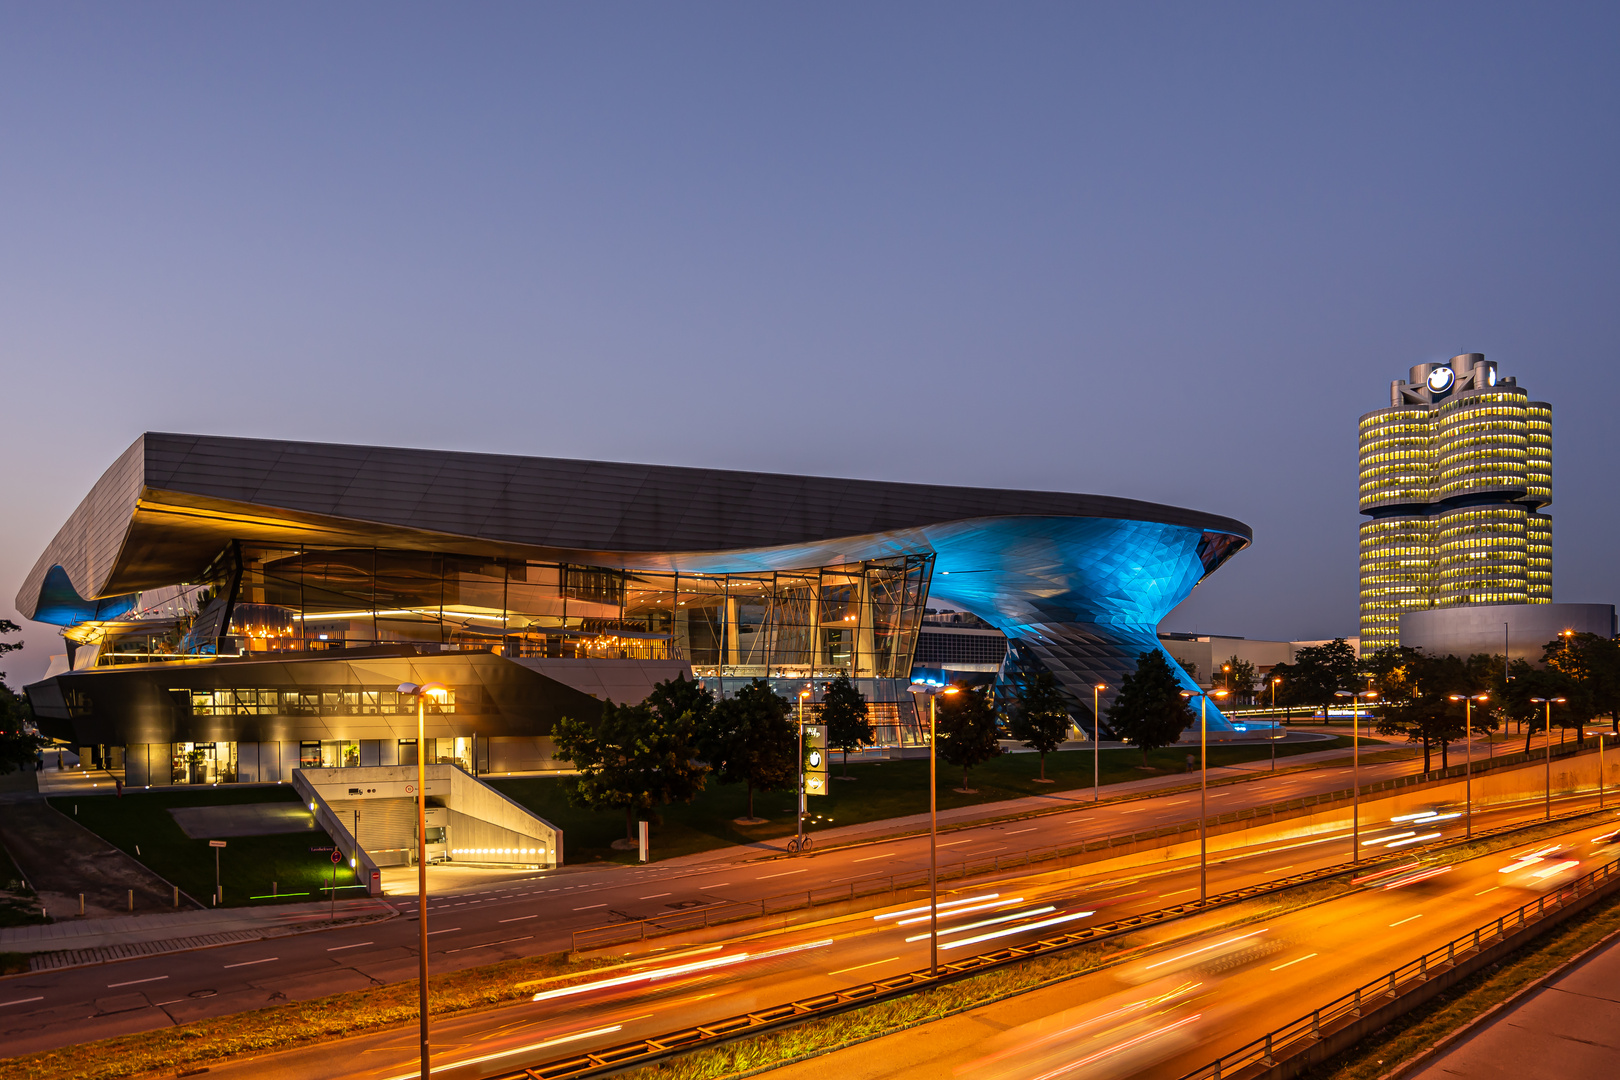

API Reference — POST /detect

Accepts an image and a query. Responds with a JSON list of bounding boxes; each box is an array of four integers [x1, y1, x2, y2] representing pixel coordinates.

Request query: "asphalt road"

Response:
[[161, 791, 1616, 1080], [0, 737, 1575, 1063], [758, 813, 1620, 1080]]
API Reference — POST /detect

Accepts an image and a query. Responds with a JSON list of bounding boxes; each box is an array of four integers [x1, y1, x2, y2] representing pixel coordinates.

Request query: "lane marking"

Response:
[[0, 996, 44, 1007], [853, 854, 892, 862], [574, 904, 606, 911], [757, 869, 808, 879], [1159, 888, 1197, 898], [1006, 828, 1037, 835], [1390, 914, 1424, 927], [1476, 887, 1500, 896], [829, 956, 900, 977], [500, 915, 538, 923], [224, 957, 279, 968], [327, 941, 374, 951], [1270, 952, 1319, 971], [938, 839, 974, 847], [426, 927, 461, 935], [108, 975, 168, 988], [444, 935, 534, 954], [639, 893, 671, 899]]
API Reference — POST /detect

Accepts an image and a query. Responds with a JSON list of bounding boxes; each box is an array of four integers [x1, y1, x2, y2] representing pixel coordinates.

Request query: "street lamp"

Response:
[[908, 681, 959, 975], [1447, 693, 1489, 837], [1181, 688, 1230, 904], [1271, 677, 1283, 724], [1530, 697, 1567, 820], [397, 680, 448, 1080], [1334, 690, 1378, 860], [1092, 682, 1107, 804], [795, 688, 812, 854]]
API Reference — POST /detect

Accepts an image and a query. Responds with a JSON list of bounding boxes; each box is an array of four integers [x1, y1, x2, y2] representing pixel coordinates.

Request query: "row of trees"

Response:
[[554, 673, 1015, 840], [1365, 633, 1620, 772]]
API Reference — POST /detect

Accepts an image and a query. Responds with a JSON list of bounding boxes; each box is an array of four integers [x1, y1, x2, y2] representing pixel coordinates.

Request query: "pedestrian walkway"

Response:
[[1407, 926, 1620, 1080], [0, 895, 397, 968]]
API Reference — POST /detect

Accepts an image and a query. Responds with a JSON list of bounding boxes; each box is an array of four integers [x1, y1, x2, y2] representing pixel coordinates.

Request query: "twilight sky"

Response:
[[3, 3, 1618, 686]]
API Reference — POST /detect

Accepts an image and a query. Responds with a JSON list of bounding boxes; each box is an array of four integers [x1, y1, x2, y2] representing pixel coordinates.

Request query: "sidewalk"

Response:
[[0, 895, 397, 968], [1407, 924, 1620, 1080]]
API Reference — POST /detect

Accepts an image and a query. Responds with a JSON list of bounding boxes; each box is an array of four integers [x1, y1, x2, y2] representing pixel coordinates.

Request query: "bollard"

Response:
[[79, 894, 85, 916], [173, 885, 179, 907], [1353, 986, 1362, 1016], [273, 882, 277, 897], [128, 890, 133, 912]]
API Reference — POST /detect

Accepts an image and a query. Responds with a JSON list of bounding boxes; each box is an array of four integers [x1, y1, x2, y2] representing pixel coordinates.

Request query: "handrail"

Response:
[[1176, 852, 1620, 1080]]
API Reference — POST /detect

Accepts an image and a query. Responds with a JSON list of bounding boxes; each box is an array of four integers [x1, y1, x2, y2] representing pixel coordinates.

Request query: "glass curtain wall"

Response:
[[143, 545, 933, 680]]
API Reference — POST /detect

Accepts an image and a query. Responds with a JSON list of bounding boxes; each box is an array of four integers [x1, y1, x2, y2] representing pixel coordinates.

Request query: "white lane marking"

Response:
[[829, 956, 900, 977], [224, 957, 279, 968], [1119, 807, 1149, 814], [500, 915, 538, 923], [574, 904, 606, 910], [443, 935, 534, 954], [1390, 914, 1424, 927], [426, 927, 461, 935], [938, 839, 974, 847], [0, 996, 44, 1007], [108, 975, 168, 987], [1006, 827, 1037, 835], [1476, 887, 1500, 896], [853, 854, 891, 862], [1159, 887, 1197, 898], [327, 941, 373, 951], [757, 868, 808, 879], [639, 893, 671, 899], [1270, 952, 1319, 971]]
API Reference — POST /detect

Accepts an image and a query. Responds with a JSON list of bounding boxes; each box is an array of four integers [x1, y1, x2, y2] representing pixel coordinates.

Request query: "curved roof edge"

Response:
[[18, 432, 1251, 619]]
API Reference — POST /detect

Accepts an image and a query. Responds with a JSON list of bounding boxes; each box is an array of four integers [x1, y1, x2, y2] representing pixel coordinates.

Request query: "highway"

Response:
[[167, 789, 1615, 1080], [0, 738, 1584, 1065]]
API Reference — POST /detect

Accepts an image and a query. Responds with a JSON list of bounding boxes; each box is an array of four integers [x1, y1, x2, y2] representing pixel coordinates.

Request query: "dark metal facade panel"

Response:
[[17, 432, 1252, 617]]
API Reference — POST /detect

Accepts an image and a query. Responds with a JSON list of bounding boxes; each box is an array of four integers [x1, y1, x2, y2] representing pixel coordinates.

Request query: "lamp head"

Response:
[[1334, 690, 1353, 698], [1273, 677, 1282, 685], [942, 687, 960, 696], [1554, 697, 1567, 703], [1095, 682, 1107, 691], [1448, 694, 1464, 702], [1211, 690, 1230, 699], [398, 681, 449, 701]]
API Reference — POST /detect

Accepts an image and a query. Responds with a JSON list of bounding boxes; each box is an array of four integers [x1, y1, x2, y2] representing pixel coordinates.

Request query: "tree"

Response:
[[1290, 639, 1359, 723], [644, 673, 714, 731], [1107, 650, 1195, 764], [0, 619, 42, 776], [697, 679, 798, 822], [936, 686, 1003, 793], [1545, 633, 1620, 732], [819, 674, 872, 778], [1010, 671, 1070, 783], [1220, 656, 1258, 707], [552, 697, 708, 843]]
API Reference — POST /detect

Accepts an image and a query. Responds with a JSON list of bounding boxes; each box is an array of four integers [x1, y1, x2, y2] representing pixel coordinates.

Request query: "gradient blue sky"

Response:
[[4, 3, 1618, 685]]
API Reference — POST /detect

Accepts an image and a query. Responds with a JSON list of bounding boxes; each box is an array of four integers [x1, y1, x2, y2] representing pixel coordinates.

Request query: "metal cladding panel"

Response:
[[16, 432, 1250, 619]]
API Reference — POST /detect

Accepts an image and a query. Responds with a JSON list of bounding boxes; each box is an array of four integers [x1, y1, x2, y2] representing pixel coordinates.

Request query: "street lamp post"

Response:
[[1092, 682, 1107, 803], [796, 689, 811, 854], [1335, 690, 1378, 861], [1530, 697, 1567, 820], [1448, 693, 1489, 837], [1181, 688, 1229, 904], [397, 681, 448, 1080], [908, 682, 959, 975]]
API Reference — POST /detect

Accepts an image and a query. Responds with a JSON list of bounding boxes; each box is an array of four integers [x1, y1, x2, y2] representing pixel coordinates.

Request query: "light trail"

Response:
[[904, 907, 1057, 943], [895, 897, 1023, 926], [1142, 928, 1269, 972], [873, 893, 1000, 921], [941, 910, 1094, 950], [379, 1022, 629, 1080]]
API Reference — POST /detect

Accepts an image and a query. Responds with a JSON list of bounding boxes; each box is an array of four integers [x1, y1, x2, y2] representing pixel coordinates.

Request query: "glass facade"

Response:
[[1358, 356, 1552, 652], [77, 545, 933, 686]]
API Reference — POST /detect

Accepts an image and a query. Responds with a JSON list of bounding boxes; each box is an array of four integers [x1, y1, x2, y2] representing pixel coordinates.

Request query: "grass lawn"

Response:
[[492, 734, 1378, 864], [47, 787, 353, 907], [0, 841, 47, 928]]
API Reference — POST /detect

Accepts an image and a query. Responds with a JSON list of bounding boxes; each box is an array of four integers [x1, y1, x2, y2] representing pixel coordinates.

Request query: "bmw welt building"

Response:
[[19, 434, 1251, 785]]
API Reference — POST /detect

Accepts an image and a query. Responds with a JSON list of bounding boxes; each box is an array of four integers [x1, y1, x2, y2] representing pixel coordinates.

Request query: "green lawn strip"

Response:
[[492, 737, 1375, 864], [0, 841, 49, 928], [1297, 889, 1620, 1080], [47, 789, 352, 907], [0, 948, 626, 1080]]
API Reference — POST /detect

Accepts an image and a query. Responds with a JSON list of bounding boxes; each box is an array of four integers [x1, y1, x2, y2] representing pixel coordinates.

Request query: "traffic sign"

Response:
[[804, 724, 828, 796], [208, 840, 227, 848], [331, 848, 344, 865]]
